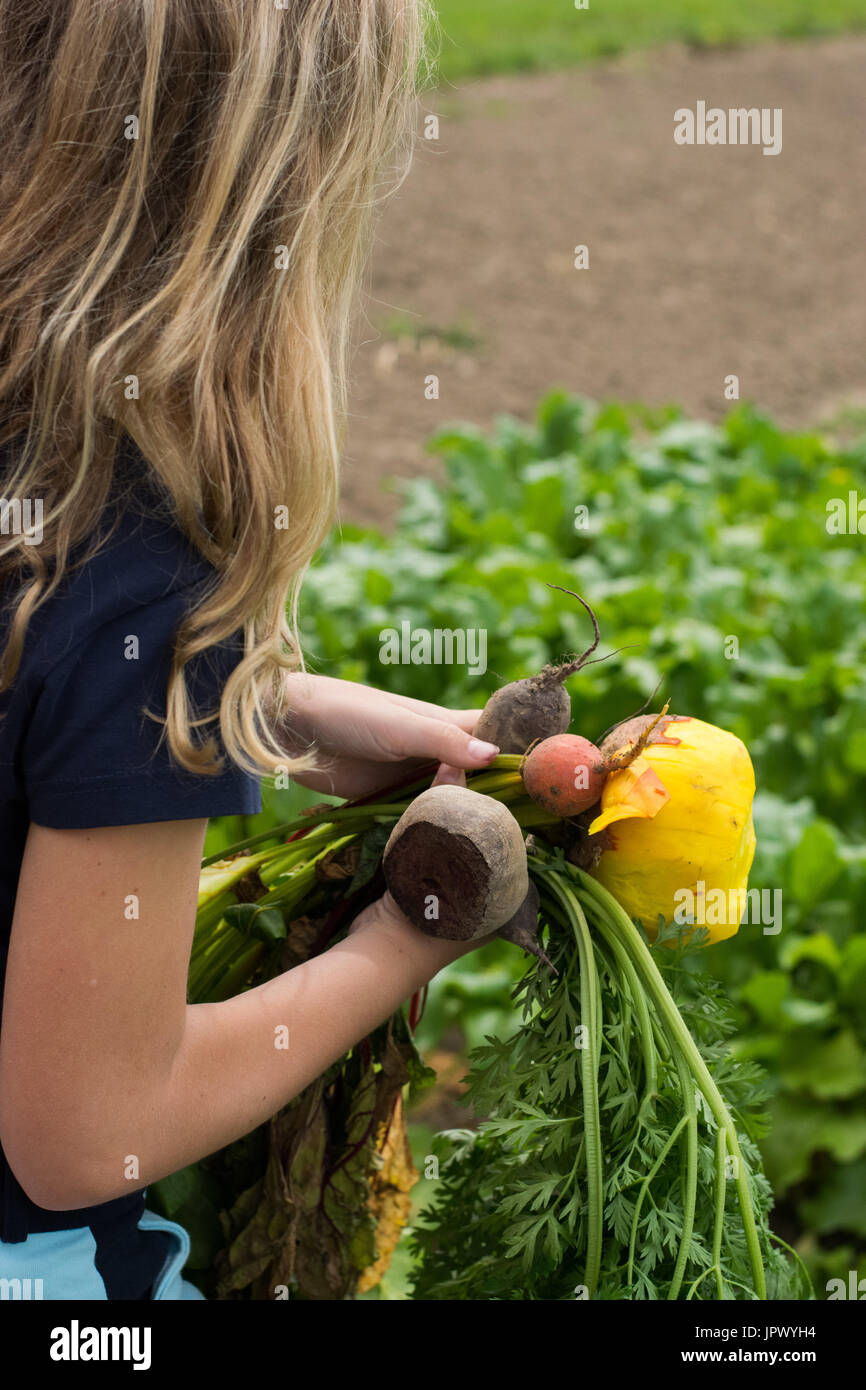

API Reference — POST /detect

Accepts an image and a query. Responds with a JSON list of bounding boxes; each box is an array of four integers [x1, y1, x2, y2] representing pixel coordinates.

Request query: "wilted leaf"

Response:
[[357, 1095, 419, 1294], [315, 841, 361, 883]]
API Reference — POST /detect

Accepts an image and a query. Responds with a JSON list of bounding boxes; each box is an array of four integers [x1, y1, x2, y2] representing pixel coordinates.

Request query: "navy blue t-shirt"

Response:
[[0, 434, 261, 1298]]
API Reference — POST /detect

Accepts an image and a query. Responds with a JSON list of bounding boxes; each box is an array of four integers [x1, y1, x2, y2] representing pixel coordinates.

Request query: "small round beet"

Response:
[[523, 734, 606, 818], [473, 677, 571, 755]]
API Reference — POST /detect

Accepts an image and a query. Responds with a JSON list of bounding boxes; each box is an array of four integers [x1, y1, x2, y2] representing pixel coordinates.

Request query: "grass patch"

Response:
[[431, 0, 866, 82], [379, 312, 483, 353]]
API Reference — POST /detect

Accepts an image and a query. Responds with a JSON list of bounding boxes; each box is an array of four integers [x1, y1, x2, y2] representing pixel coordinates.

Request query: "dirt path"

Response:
[[340, 36, 866, 527]]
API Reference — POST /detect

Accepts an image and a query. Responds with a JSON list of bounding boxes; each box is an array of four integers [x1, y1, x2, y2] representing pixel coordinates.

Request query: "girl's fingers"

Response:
[[391, 713, 499, 768], [431, 763, 467, 788], [451, 709, 489, 733], [381, 690, 487, 730]]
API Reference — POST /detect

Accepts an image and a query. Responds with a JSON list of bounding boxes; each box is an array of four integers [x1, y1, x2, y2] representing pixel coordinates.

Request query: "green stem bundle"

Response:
[[569, 865, 767, 1299], [530, 852, 768, 1300]]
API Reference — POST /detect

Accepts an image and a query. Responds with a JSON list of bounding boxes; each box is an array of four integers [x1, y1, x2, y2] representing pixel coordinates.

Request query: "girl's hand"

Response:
[[278, 673, 498, 799], [347, 888, 501, 967]]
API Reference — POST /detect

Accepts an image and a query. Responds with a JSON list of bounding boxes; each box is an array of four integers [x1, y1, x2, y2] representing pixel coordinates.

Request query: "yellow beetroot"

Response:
[[588, 715, 757, 944]]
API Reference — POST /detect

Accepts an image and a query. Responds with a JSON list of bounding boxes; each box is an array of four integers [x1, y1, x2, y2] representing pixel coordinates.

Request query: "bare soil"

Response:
[[341, 36, 866, 528]]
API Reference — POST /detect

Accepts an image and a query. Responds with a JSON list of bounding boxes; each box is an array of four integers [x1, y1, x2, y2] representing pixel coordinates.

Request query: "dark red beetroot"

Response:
[[383, 785, 528, 940], [472, 588, 601, 754]]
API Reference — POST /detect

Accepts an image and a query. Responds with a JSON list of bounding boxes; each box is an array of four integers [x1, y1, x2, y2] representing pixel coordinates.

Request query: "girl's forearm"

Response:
[[84, 917, 463, 1207]]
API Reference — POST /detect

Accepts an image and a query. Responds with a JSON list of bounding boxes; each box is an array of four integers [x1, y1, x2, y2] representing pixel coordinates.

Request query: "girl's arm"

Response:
[[0, 817, 480, 1211]]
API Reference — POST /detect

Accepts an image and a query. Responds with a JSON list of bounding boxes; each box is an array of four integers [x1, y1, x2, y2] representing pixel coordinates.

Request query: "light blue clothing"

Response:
[[0, 1209, 205, 1301]]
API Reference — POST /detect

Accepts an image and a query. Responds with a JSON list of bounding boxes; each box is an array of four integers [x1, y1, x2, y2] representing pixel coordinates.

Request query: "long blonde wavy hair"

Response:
[[0, 0, 432, 777]]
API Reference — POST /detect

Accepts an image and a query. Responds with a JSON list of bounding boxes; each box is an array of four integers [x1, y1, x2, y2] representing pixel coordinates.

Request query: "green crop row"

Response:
[[431, 0, 866, 81]]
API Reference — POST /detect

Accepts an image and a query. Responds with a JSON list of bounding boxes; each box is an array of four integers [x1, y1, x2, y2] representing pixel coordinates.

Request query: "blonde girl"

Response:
[[0, 0, 499, 1300]]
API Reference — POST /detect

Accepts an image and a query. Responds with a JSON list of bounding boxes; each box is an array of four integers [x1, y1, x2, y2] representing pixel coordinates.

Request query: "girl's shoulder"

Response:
[[2, 432, 216, 680], [0, 434, 261, 828]]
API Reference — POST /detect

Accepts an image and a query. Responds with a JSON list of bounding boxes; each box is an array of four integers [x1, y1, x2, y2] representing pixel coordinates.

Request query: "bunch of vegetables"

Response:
[[159, 593, 806, 1300], [290, 391, 866, 1289]]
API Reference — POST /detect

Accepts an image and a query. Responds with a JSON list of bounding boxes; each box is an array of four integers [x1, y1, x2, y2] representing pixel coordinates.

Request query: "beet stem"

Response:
[[603, 700, 672, 772], [541, 585, 601, 683], [598, 676, 665, 746]]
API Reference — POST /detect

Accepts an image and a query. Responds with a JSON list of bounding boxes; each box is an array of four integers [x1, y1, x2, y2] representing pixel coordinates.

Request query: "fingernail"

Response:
[[468, 738, 499, 760]]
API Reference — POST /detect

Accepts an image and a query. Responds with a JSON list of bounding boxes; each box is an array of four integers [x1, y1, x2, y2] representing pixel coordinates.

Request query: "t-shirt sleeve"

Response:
[[23, 588, 262, 829]]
